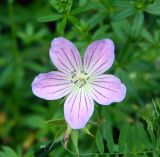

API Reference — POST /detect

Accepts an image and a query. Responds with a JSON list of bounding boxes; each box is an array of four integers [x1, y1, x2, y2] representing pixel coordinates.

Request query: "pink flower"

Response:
[[32, 37, 126, 129]]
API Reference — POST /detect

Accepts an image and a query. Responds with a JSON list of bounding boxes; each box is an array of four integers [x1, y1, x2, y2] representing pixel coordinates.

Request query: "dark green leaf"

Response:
[[71, 130, 79, 153], [38, 14, 63, 22], [2, 146, 18, 157], [46, 118, 66, 125], [118, 123, 130, 152], [102, 122, 114, 153], [96, 129, 104, 154], [145, 0, 160, 15], [71, 4, 93, 15], [131, 12, 144, 39], [112, 8, 136, 21]]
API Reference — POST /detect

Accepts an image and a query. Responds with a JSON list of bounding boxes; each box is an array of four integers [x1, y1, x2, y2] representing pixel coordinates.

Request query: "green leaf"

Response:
[[71, 130, 79, 153], [102, 122, 114, 153], [131, 12, 144, 39], [142, 28, 154, 43], [112, 8, 136, 21], [24, 115, 45, 129], [34, 140, 61, 157], [71, 4, 93, 15], [2, 146, 18, 157], [92, 25, 109, 40], [96, 129, 104, 154], [0, 64, 13, 87], [38, 14, 63, 22], [82, 127, 94, 137], [111, 20, 130, 43], [114, 0, 132, 8], [79, 0, 87, 6], [145, 0, 160, 15], [57, 17, 67, 35], [24, 61, 48, 72], [118, 123, 130, 152], [46, 118, 66, 125]]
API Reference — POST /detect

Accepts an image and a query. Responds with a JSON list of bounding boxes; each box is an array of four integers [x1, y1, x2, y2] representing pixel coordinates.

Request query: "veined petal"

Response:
[[84, 39, 115, 75], [64, 88, 94, 129], [32, 71, 72, 100], [88, 74, 126, 105], [49, 37, 82, 74]]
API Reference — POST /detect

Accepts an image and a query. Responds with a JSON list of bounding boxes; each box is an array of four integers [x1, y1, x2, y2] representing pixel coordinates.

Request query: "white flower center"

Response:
[[71, 70, 89, 88]]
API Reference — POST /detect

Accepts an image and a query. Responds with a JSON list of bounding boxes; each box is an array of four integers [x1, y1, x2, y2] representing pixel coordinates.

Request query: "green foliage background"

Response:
[[0, 0, 160, 156]]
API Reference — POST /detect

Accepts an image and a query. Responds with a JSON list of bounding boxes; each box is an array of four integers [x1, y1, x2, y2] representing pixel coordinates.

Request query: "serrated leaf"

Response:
[[96, 129, 104, 154], [112, 8, 136, 21], [38, 14, 63, 22], [131, 12, 144, 39]]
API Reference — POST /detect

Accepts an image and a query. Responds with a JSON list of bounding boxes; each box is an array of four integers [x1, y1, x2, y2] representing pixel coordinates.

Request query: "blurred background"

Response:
[[0, 0, 160, 156]]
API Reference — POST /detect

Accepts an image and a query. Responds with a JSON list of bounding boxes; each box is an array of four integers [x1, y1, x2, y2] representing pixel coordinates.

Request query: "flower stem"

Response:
[[8, 0, 20, 63]]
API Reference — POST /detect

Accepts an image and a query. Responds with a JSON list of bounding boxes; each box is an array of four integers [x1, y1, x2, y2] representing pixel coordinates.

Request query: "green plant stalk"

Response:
[[8, 1, 20, 63], [119, 37, 131, 66]]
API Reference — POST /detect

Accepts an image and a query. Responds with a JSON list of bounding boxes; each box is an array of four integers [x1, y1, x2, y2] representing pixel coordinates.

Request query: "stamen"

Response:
[[71, 70, 76, 74], [72, 73, 76, 78], [79, 84, 84, 88], [74, 80, 78, 84]]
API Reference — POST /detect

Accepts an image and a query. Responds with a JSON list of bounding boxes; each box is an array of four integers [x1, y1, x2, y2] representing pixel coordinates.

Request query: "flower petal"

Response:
[[32, 71, 72, 100], [88, 74, 126, 105], [84, 39, 115, 75], [64, 88, 94, 129], [49, 37, 82, 74]]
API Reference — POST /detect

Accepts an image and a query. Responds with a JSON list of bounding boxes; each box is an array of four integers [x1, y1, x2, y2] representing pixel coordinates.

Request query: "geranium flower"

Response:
[[32, 37, 126, 129]]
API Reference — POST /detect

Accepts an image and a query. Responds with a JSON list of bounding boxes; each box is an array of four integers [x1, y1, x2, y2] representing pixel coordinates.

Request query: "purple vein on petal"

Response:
[[70, 91, 78, 122], [87, 48, 106, 73], [91, 82, 119, 93], [54, 52, 72, 72], [33, 77, 69, 87], [90, 85, 109, 99], [70, 48, 79, 68], [84, 90, 89, 113], [61, 48, 75, 70], [86, 48, 97, 70], [36, 82, 71, 89], [78, 89, 82, 119], [47, 85, 71, 94], [94, 80, 121, 84], [90, 57, 110, 75]]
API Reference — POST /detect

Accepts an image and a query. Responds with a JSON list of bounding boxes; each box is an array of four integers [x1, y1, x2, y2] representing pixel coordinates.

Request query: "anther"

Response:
[[72, 73, 76, 78], [71, 70, 76, 74], [79, 84, 84, 88], [74, 80, 78, 84]]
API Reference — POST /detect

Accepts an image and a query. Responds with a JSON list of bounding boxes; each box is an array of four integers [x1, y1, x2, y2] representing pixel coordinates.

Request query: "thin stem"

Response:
[[8, 1, 20, 63]]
